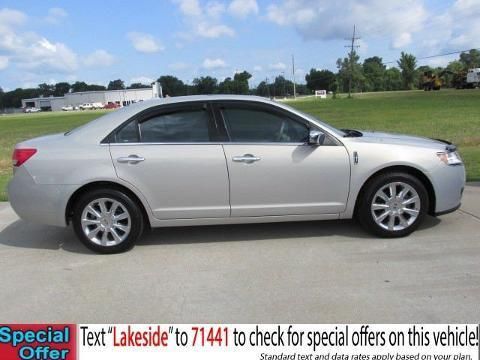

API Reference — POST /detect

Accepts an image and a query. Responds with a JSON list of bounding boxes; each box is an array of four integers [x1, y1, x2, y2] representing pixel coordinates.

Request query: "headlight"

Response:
[[437, 150, 462, 166]]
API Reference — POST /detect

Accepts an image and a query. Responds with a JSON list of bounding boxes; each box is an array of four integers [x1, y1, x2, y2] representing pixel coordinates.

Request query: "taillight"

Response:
[[12, 148, 37, 167]]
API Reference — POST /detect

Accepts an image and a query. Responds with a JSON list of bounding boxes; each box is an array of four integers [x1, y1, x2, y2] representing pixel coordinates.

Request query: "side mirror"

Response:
[[308, 130, 325, 146]]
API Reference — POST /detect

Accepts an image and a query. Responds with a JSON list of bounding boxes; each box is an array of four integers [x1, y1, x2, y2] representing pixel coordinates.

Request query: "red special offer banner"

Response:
[[0, 324, 76, 360]]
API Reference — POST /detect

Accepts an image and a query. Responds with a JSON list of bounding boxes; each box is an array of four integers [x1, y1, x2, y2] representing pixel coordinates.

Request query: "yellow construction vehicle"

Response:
[[422, 70, 454, 90]]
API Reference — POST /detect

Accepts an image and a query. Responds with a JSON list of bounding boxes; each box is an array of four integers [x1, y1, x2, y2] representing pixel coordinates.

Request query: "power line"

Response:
[[345, 25, 361, 98], [291, 54, 296, 99], [384, 47, 480, 65]]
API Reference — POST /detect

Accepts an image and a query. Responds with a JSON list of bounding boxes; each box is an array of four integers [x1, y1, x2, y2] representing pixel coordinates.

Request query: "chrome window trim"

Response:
[[106, 142, 309, 146]]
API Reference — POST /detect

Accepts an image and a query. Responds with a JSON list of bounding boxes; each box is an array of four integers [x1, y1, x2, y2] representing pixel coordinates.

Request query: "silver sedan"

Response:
[[8, 95, 465, 253]]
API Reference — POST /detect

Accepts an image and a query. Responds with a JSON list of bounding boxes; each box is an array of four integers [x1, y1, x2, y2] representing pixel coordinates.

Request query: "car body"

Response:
[[8, 95, 465, 253], [79, 103, 94, 110], [23, 107, 41, 113], [104, 102, 119, 109], [62, 105, 74, 111]]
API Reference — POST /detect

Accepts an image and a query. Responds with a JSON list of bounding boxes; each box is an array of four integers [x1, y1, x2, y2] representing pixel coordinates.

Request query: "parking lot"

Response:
[[0, 184, 479, 323]]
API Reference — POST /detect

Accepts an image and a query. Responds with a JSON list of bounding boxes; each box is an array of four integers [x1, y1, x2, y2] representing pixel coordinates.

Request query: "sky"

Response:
[[0, 0, 479, 90]]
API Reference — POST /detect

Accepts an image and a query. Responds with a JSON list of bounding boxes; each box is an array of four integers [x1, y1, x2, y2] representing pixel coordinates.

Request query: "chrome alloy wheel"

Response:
[[371, 182, 421, 231], [81, 198, 131, 246]]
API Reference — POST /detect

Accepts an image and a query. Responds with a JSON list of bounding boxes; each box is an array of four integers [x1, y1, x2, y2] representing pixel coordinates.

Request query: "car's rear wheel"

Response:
[[357, 172, 429, 237], [72, 189, 144, 254]]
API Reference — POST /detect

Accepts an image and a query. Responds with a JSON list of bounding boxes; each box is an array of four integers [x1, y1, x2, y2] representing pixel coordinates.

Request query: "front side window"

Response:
[[139, 109, 211, 143], [221, 107, 309, 143]]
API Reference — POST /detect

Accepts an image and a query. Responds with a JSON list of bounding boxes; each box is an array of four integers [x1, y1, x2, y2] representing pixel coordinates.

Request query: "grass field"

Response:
[[0, 89, 479, 201]]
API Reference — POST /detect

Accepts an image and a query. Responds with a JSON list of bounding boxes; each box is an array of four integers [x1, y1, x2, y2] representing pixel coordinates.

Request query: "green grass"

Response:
[[0, 89, 479, 201]]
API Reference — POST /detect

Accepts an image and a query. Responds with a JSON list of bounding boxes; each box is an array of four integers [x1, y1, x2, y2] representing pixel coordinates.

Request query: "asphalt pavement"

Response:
[[0, 184, 479, 323]]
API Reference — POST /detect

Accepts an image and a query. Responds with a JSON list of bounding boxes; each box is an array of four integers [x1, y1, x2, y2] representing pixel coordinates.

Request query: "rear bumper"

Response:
[[7, 167, 75, 227]]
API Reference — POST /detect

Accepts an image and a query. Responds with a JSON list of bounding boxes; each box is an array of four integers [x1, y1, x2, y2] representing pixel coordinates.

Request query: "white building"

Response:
[[22, 87, 156, 111]]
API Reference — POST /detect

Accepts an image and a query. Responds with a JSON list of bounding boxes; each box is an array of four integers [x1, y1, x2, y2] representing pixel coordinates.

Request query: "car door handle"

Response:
[[232, 154, 261, 163], [117, 155, 145, 164]]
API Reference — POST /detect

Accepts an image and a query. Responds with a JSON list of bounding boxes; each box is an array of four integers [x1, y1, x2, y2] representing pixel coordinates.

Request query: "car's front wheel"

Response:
[[72, 189, 144, 253], [357, 172, 429, 237]]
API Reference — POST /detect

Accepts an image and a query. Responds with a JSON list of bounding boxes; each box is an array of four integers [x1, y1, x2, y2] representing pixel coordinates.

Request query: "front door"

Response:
[[217, 103, 350, 217]]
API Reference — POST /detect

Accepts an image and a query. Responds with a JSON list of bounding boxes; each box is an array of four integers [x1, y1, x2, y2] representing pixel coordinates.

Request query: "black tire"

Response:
[[356, 172, 429, 238], [72, 188, 144, 254]]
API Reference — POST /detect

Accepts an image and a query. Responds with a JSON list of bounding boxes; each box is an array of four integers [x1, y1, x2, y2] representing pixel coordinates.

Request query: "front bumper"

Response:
[[7, 167, 76, 227], [430, 163, 465, 215]]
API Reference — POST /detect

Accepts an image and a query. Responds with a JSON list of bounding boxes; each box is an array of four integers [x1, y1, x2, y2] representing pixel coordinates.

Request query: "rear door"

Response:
[[215, 101, 350, 217], [109, 102, 230, 220]]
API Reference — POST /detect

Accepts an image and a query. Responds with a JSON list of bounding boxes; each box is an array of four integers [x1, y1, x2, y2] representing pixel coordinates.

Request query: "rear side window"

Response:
[[139, 109, 210, 143], [116, 121, 139, 143], [221, 108, 308, 143]]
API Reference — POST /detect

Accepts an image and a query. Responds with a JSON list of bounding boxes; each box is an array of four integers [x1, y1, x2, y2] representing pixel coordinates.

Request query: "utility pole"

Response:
[[292, 54, 296, 99], [344, 25, 360, 98]]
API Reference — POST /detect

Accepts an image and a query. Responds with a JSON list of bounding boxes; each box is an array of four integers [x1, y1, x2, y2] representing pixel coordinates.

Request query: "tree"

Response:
[[107, 79, 125, 90], [362, 57, 386, 92], [218, 77, 234, 94], [158, 75, 186, 96], [336, 51, 364, 93], [255, 81, 270, 97], [71, 81, 89, 92], [192, 76, 217, 94], [384, 67, 402, 91], [459, 49, 480, 69], [71, 81, 105, 92], [397, 52, 417, 90], [305, 69, 336, 93], [86, 84, 106, 91], [54, 82, 70, 97], [232, 71, 251, 94], [38, 83, 55, 97], [128, 83, 151, 89]]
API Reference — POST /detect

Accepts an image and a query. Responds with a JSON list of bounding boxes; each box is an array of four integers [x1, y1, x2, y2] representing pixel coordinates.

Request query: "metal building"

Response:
[[22, 87, 156, 111]]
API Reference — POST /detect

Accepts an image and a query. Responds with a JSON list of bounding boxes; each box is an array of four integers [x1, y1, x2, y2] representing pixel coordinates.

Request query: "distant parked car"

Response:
[[92, 102, 104, 109], [104, 103, 120, 109], [23, 107, 41, 113], [79, 103, 94, 110], [62, 105, 74, 111], [8, 95, 465, 254]]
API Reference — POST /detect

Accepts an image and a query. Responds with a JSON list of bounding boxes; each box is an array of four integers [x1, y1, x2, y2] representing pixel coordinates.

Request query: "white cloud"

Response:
[[0, 8, 27, 30], [173, 0, 202, 17], [18, 37, 78, 72], [202, 58, 227, 69], [0, 8, 78, 73], [45, 7, 68, 24], [206, 1, 226, 18], [253, 65, 263, 71], [228, 0, 259, 18], [269, 62, 287, 71], [197, 23, 234, 38], [266, 0, 426, 50], [127, 32, 164, 53], [392, 32, 412, 49], [172, 0, 235, 39], [83, 50, 115, 67], [414, 0, 480, 57], [0, 56, 9, 70], [130, 76, 154, 84]]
